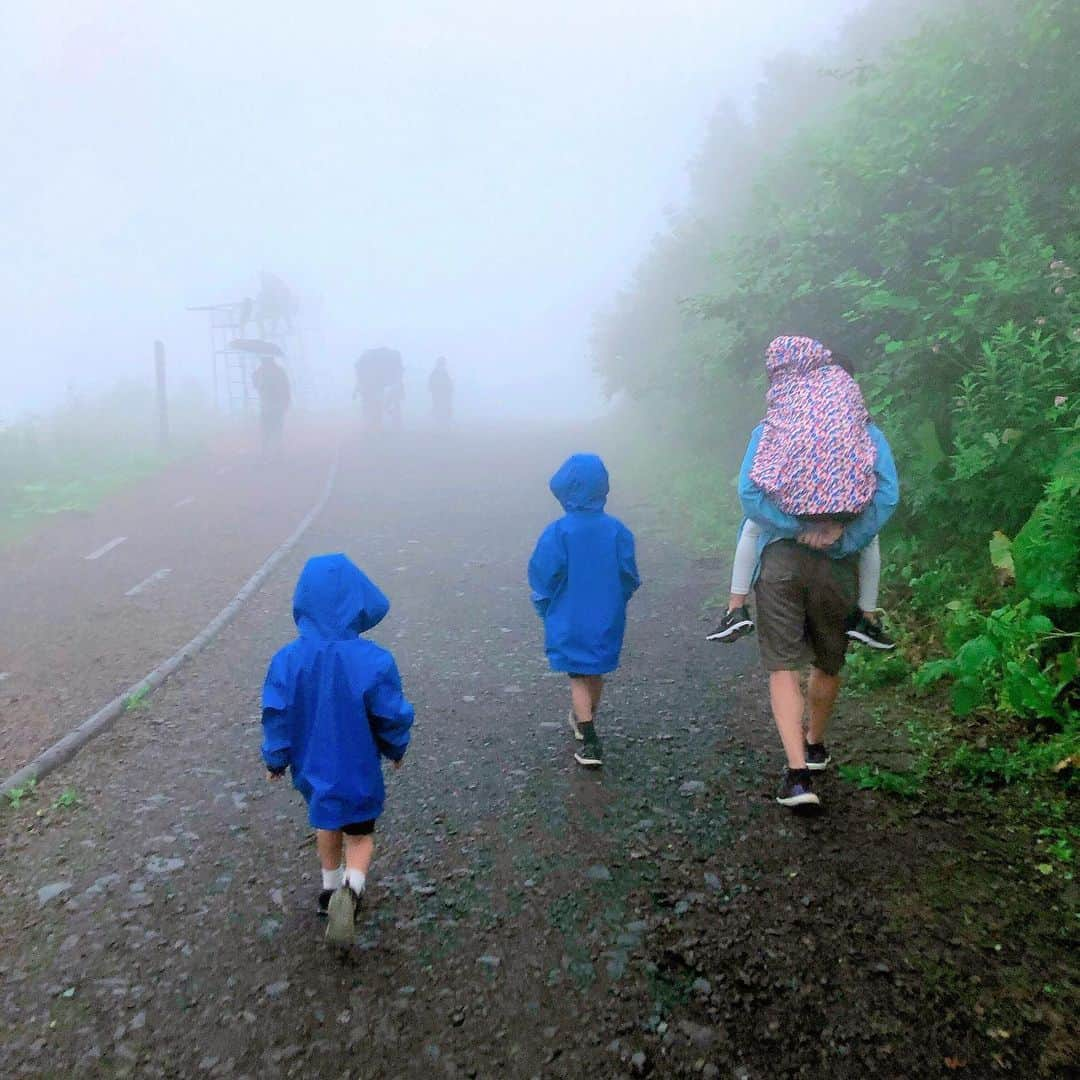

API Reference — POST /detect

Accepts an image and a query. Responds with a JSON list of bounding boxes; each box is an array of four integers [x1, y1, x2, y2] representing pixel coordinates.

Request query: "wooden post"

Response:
[[154, 340, 169, 451]]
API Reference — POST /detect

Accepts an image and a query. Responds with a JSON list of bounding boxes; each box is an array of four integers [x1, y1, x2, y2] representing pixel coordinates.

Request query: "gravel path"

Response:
[[1, 430, 1074, 1078]]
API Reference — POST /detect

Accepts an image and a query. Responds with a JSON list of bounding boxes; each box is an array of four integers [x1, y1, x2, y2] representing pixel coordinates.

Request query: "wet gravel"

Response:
[[1, 430, 1075, 1078]]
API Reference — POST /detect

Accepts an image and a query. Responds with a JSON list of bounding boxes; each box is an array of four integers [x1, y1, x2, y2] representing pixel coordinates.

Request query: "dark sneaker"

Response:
[[574, 725, 603, 767], [567, 708, 584, 742], [805, 742, 832, 772], [317, 889, 333, 917], [706, 606, 754, 642], [325, 886, 359, 946], [776, 769, 820, 809], [847, 613, 896, 650]]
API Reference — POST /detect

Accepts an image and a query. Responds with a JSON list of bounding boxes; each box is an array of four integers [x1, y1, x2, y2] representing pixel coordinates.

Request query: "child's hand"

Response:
[[266, 769, 285, 782], [799, 522, 843, 549], [392, 758, 404, 771]]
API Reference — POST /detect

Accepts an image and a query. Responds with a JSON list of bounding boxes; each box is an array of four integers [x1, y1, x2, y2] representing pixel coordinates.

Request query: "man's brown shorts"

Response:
[[753, 540, 858, 676]]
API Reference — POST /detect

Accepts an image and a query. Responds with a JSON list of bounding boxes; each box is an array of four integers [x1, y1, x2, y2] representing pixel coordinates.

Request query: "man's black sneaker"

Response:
[[574, 725, 603, 767], [847, 613, 896, 650], [325, 886, 359, 946], [776, 769, 820, 808], [317, 889, 334, 917], [805, 742, 832, 771], [706, 606, 754, 642]]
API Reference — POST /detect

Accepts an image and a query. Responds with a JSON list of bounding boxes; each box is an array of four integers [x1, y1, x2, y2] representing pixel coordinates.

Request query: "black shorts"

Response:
[[342, 820, 375, 836]]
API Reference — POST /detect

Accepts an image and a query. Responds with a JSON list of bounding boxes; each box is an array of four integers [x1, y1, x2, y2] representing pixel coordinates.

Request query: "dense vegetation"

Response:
[[597, 0, 1078, 782]]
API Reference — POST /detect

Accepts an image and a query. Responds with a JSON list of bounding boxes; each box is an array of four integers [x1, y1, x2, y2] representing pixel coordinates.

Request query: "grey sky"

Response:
[[1, 1, 867, 419]]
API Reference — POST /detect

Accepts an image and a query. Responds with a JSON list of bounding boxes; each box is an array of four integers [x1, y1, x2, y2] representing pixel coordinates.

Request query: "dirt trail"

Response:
[[0, 431, 1074, 1079]]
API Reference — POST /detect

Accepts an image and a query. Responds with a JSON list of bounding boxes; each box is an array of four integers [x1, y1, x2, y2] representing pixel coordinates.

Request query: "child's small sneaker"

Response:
[[776, 769, 820, 809], [567, 709, 584, 741], [574, 725, 603, 767], [706, 606, 754, 643], [805, 742, 832, 771], [317, 889, 334, 917], [847, 613, 896, 650], [325, 886, 360, 946]]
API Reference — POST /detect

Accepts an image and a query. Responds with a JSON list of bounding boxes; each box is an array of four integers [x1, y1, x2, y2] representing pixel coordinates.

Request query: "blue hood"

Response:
[[292, 554, 389, 640], [550, 454, 609, 512]]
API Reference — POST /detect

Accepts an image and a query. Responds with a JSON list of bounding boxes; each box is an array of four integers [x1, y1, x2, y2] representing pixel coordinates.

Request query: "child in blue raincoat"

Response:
[[261, 553, 414, 945], [528, 453, 640, 768]]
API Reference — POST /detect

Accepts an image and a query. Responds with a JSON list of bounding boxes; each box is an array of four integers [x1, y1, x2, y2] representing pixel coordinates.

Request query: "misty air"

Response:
[[1, 2, 1077, 1076]]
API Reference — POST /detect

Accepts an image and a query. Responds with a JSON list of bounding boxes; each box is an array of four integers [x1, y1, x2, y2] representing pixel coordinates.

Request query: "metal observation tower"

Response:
[[188, 272, 312, 413]]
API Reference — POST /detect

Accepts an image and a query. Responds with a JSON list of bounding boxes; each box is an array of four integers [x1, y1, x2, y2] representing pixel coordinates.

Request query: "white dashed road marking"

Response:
[[0, 672, 10, 682], [125, 568, 172, 597], [174, 496, 196, 508], [84, 537, 127, 561]]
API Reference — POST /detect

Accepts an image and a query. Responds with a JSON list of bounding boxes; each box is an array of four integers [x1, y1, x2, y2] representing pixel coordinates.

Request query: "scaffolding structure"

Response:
[[189, 274, 312, 414]]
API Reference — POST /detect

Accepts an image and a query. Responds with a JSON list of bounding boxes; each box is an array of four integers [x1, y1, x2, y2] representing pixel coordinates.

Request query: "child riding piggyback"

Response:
[[708, 335, 895, 649]]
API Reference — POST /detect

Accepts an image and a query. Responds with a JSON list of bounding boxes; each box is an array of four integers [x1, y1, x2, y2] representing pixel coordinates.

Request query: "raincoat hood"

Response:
[[550, 454, 609, 512], [292, 554, 389, 640]]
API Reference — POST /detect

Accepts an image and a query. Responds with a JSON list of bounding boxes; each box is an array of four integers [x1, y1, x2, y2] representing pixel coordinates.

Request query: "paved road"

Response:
[[0, 431, 334, 772]]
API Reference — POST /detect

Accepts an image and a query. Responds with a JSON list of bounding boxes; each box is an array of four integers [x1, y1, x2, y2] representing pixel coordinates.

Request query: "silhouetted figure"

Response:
[[354, 348, 404, 432], [252, 356, 291, 461], [429, 356, 453, 425]]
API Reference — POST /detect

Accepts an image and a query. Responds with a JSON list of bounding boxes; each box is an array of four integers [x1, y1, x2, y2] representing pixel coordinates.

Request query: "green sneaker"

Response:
[[574, 725, 603, 767], [325, 886, 359, 946]]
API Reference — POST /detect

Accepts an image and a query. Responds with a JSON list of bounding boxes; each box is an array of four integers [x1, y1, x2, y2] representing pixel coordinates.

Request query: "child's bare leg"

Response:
[[570, 676, 595, 727], [316, 829, 343, 870], [316, 829, 346, 894], [588, 675, 603, 713], [344, 834, 374, 878]]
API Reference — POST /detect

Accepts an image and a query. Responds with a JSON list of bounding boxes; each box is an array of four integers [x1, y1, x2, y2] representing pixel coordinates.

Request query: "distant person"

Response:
[[251, 355, 291, 461], [719, 336, 899, 810], [528, 454, 640, 768], [708, 336, 895, 651], [429, 357, 454, 424], [262, 554, 414, 946], [353, 347, 404, 432]]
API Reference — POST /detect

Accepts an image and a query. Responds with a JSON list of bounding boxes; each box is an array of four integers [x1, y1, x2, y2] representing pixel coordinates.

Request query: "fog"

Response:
[[2, 1, 867, 422]]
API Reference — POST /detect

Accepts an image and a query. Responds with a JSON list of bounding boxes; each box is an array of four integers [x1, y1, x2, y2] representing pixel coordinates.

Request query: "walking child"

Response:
[[708, 337, 895, 650], [261, 554, 414, 945], [528, 454, 640, 767]]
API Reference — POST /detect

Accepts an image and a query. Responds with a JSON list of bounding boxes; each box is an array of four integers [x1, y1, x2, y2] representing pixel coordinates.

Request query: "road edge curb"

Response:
[[1, 456, 338, 798]]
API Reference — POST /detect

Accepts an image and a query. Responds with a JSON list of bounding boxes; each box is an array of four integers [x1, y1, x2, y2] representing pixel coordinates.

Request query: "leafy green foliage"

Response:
[[838, 763, 922, 798], [915, 601, 1077, 723], [124, 686, 151, 711], [597, 0, 1080, 773], [5, 779, 37, 809], [1012, 440, 1080, 608], [946, 733, 1079, 787], [52, 788, 79, 810]]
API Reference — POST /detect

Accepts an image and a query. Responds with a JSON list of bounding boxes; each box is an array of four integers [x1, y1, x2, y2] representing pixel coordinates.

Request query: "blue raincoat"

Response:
[[528, 454, 640, 675], [261, 554, 414, 829]]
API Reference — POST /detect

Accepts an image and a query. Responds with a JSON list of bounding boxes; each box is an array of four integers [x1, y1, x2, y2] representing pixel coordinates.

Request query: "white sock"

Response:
[[345, 869, 366, 894], [321, 867, 344, 891]]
